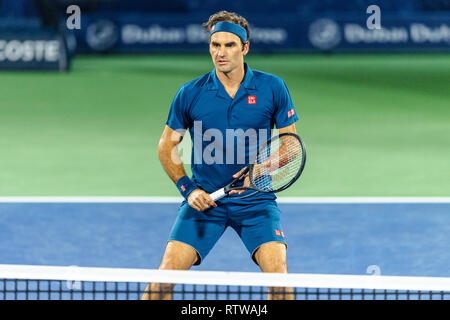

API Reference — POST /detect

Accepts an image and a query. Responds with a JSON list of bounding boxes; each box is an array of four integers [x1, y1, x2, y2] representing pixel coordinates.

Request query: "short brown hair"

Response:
[[202, 10, 250, 42]]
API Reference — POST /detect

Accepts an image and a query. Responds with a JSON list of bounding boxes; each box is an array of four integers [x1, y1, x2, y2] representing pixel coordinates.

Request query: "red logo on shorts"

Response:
[[180, 185, 186, 192], [287, 108, 295, 118], [248, 96, 256, 104], [275, 229, 285, 238]]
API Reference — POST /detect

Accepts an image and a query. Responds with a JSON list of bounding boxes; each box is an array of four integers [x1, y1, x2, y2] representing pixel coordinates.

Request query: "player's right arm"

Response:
[[158, 125, 216, 211]]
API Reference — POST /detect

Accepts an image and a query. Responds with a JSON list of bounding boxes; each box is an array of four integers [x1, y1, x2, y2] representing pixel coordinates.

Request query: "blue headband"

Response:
[[209, 21, 248, 42]]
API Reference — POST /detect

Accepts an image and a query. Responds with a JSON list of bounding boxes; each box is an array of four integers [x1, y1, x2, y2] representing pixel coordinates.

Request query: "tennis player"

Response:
[[143, 11, 299, 300]]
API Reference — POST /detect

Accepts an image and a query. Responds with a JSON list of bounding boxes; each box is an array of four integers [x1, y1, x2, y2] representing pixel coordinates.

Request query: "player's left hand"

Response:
[[229, 167, 250, 195]]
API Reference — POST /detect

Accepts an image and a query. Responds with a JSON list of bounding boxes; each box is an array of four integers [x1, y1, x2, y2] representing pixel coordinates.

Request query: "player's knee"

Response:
[[159, 259, 189, 270], [254, 243, 288, 272], [261, 261, 288, 273], [256, 253, 288, 273], [159, 241, 198, 270], [159, 253, 198, 270]]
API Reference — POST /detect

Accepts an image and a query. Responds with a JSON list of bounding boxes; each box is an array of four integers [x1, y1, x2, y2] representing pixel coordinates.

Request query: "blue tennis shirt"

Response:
[[166, 63, 299, 200]]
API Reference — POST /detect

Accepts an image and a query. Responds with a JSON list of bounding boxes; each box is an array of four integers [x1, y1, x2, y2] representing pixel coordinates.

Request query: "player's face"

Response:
[[209, 32, 249, 73]]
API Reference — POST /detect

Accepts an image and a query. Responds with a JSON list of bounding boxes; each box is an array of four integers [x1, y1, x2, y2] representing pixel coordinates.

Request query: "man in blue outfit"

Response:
[[143, 11, 299, 300]]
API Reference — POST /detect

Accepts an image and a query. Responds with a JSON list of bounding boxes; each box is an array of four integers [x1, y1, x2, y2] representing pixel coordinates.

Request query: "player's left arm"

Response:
[[276, 123, 298, 164], [270, 123, 298, 167], [260, 123, 298, 168], [230, 124, 297, 195], [277, 123, 296, 135]]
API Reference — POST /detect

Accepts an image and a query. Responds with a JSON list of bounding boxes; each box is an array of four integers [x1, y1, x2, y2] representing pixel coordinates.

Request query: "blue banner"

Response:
[[72, 13, 450, 53], [302, 15, 450, 52], [0, 29, 70, 71]]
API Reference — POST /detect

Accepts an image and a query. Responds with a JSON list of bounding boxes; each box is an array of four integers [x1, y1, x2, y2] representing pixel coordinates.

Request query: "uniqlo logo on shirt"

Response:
[[248, 96, 256, 104], [180, 185, 186, 192], [287, 108, 295, 118]]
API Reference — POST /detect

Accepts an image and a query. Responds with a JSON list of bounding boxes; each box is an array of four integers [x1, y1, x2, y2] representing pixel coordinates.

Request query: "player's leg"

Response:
[[142, 240, 198, 300], [253, 242, 294, 300], [142, 201, 227, 300], [230, 200, 294, 300]]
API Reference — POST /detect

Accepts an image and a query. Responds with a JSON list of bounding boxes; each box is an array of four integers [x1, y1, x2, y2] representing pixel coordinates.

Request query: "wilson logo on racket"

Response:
[[247, 96, 256, 104], [287, 108, 295, 118]]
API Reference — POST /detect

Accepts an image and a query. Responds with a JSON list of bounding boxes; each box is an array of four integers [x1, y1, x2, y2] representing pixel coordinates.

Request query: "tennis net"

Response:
[[0, 264, 449, 300]]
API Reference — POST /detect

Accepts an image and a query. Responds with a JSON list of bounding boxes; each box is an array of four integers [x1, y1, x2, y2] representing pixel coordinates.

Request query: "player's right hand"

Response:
[[188, 189, 217, 212]]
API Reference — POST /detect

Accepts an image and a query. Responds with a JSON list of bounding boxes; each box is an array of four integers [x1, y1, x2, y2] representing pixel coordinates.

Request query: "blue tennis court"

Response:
[[0, 200, 448, 278]]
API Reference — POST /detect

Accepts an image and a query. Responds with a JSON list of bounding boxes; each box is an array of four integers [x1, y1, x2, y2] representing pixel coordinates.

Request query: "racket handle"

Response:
[[210, 188, 226, 202]]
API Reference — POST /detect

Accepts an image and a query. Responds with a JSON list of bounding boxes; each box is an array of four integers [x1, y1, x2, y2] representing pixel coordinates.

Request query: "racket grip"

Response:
[[210, 188, 226, 202]]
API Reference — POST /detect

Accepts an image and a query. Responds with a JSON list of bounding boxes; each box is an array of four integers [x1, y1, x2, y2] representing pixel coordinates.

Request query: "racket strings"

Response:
[[252, 135, 303, 191]]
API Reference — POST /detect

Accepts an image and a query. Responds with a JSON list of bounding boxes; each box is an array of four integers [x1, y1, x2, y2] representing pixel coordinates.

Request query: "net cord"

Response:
[[0, 264, 449, 292]]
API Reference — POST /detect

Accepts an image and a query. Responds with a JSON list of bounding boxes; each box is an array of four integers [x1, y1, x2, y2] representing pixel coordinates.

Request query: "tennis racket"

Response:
[[209, 132, 306, 201]]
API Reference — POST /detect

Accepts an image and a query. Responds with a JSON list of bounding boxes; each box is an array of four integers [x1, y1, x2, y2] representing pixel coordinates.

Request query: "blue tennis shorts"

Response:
[[167, 198, 287, 265]]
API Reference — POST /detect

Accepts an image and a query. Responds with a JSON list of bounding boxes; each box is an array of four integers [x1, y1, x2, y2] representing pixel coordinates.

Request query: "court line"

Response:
[[0, 196, 449, 203]]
